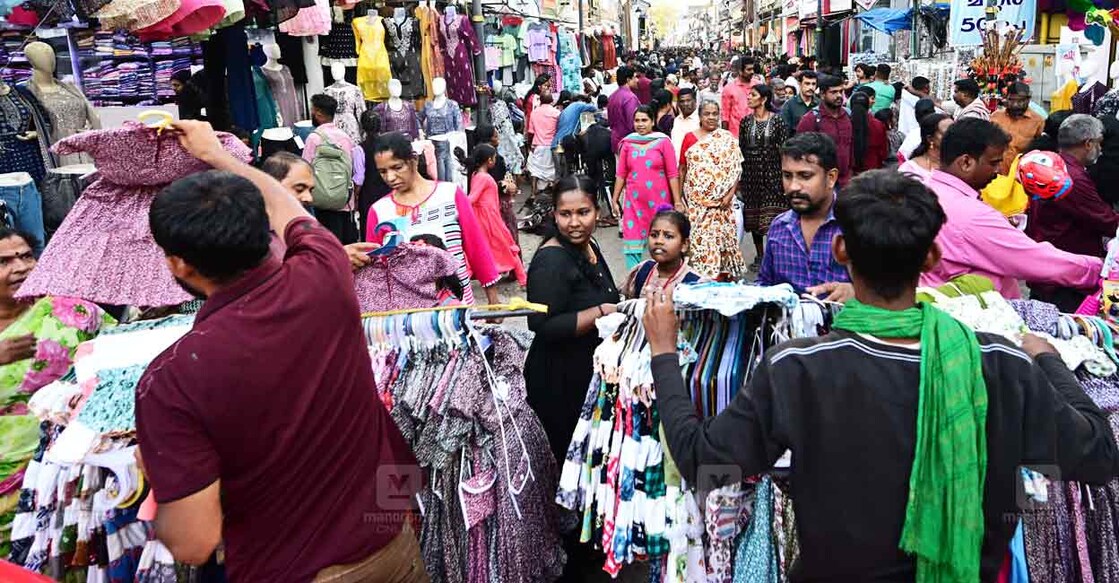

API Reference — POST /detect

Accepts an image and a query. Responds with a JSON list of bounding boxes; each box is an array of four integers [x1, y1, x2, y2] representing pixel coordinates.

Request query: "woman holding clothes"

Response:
[[678, 100, 746, 280], [613, 105, 681, 269]]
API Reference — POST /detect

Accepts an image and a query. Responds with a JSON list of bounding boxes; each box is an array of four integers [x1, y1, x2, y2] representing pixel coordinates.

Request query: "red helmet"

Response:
[[1017, 150, 1073, 201]]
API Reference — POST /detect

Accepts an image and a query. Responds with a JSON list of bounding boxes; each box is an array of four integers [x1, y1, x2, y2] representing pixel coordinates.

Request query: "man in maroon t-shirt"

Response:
[[136, 120, 424, 582]]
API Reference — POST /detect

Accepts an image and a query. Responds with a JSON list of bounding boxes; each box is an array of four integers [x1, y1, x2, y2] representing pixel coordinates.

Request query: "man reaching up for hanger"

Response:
[[135, 120, 427, 582], [646, 169, 1119, 581]]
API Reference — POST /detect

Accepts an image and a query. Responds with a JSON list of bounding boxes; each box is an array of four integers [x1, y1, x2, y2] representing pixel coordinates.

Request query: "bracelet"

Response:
[[596, 305, 605, 317]]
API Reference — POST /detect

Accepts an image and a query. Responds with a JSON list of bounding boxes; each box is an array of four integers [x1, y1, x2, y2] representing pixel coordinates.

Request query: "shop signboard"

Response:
[[948, 0, 1037, 46], [799, 0, 817, 19], [826, 0, 852, 13], [782, 0, 798, 16]]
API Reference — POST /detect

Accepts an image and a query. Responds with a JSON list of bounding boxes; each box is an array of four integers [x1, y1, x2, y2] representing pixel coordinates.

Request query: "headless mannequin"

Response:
[[431, 77, 448, 109], [387, 79, 404, 111], [444, 5, 456, 21], [330, 62, 348, 86], [25, 42, 99, 166], [263, 44, 283, 72], [393, 7, 406, 22], [425, 77, 461, 181], [376, 80, 419, 139]]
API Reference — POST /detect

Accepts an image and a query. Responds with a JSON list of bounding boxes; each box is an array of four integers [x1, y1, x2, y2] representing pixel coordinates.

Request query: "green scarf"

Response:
[[833, 299, 988, 582]]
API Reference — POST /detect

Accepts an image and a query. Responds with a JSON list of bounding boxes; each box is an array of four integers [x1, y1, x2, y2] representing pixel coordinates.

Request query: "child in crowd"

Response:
[[465, 144, 526, 285], [623, 205, 706, 298], [409, 234, 464, 305]]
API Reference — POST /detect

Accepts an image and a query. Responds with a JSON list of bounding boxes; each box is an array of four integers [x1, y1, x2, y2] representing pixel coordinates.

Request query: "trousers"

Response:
[[313, 522, 429, 583], [0, 176, 45, 255], [433, 140, 454, 182]]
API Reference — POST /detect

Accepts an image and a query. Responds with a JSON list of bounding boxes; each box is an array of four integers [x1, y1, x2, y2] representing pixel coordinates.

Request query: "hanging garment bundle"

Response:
[[364, 310, 566, 583], [556, 283, 797, 579]]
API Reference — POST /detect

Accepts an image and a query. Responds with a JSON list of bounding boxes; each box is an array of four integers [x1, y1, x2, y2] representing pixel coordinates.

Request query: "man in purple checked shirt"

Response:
[[607, 66, 641, 154], [755, 131, 855, 303]]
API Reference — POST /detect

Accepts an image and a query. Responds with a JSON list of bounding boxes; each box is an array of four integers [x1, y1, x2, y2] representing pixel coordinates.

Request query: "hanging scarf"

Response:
[[832, 300, 988, 582]]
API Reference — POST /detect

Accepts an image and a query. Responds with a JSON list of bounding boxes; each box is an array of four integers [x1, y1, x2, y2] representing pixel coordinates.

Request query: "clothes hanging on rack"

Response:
[[416, 5, 444, 98], [437, 11, 480, 107], [555, 286, 792, 577], [261, 65, 303, 125], [353, 15, 392, 101], [383, 13, 425, 100], [364, 317, 566, 582]]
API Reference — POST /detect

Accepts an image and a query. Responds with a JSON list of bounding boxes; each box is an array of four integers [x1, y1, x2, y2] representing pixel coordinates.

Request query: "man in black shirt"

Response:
[[645, 169, 1119, 581]]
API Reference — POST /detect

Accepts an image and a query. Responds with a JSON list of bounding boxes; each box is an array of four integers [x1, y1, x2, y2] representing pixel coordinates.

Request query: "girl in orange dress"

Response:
[[466, 144, 526, 285]]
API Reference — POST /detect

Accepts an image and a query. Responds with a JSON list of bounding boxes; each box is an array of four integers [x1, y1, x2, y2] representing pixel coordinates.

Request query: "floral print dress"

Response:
[[681, 129, 746, 280]]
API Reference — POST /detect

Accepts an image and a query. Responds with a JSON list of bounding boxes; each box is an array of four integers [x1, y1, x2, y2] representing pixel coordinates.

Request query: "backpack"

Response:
[[310, 129, 353, 211]]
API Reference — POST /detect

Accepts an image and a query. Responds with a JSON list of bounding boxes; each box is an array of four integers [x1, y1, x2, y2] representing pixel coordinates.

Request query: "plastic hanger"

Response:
[[137, 109, 173, 134]]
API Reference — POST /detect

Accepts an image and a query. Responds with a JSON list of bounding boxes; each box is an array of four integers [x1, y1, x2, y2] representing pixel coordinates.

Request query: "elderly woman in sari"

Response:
[[677, 100, 746, 280]]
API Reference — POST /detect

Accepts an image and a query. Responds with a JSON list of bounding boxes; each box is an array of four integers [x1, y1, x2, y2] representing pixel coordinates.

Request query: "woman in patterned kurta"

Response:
[[738, 84, 790, 267], [612, 106, 681, 269], [679, 101, 746, 280]]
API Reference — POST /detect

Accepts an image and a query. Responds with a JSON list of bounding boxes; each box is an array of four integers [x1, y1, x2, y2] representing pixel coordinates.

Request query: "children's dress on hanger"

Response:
[[17, 122, 252, 307]]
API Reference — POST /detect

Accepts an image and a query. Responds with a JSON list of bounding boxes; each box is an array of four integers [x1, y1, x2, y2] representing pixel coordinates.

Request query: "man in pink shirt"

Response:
[[721, 56, 755, 138], [921, 118, 1101, 298], [302, 94, 363, 244]]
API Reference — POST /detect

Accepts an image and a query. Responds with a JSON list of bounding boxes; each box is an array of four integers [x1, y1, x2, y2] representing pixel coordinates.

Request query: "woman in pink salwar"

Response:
[[611, 106, 682, 269]]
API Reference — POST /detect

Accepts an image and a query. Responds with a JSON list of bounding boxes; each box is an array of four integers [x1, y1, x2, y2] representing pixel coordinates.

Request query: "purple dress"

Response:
[[18, 122, 252, 307], [436, 12, 480, 107]]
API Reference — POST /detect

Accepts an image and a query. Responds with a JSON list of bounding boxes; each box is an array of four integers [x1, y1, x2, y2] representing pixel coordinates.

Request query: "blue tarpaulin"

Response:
[[855, 3, 949, 33]]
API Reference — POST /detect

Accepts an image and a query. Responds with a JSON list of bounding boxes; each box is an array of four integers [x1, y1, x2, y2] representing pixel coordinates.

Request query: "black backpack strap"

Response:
[[633, 260, 656, 295]]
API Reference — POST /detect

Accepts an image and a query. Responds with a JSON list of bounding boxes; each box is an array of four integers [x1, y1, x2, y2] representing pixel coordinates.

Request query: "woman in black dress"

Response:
[[525, 174, 620, 463]]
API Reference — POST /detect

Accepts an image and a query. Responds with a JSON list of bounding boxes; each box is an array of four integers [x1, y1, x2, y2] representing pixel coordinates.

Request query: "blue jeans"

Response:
[[0, 181, 45, 255], [433, 140, 454, 181]]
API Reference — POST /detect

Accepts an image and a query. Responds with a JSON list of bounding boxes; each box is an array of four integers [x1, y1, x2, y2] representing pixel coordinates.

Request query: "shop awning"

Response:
[[854, 3, 947, 33]]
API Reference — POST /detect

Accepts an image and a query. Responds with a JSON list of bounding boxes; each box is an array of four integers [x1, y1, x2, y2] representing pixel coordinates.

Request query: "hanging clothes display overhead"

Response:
[[353, 14, 392, 101], [437, 8, 481, 107], [384, 11, 425, 100]]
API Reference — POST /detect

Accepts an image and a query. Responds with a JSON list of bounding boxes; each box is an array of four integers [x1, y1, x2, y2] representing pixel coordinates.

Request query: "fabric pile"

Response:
[[8, 315, 192, 581]]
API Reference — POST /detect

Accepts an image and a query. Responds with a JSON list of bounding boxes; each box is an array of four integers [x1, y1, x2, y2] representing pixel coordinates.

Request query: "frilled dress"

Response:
[[469, 172, 525, 285], [16, 122, 252, 307]]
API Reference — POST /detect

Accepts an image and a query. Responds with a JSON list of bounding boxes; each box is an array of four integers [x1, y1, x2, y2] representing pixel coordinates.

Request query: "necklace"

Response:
[[657, 261, 686, 291]]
